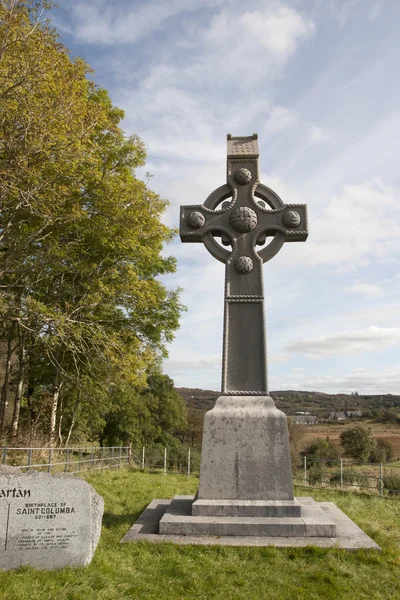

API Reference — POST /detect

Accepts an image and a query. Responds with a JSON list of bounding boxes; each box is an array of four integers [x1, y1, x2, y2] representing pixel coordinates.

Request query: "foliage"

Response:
[[369, 439, 394, 464], [0, 1, 183, 444], [329, 468, 360, 487], [99, 374, 187, 448], [382, 474, 400, 495], [307, 463, 327, 485], [301, 437, 340, 466], [340, 428, 375, 462]]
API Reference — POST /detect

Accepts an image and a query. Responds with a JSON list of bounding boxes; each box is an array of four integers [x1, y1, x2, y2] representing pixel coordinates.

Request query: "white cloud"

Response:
[[291, 180, 400, 270], [286, 325, 400, 356], [239, 7, 315, 60], [369, 1, 383, 21], [345, 281, 384, 296], [69, 0, 221, 45], [309, 125, 331, 144], [265, 106, 298, 134]]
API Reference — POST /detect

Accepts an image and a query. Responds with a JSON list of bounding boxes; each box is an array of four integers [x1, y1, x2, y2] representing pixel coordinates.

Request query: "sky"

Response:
[[52, 0, 400, 395]]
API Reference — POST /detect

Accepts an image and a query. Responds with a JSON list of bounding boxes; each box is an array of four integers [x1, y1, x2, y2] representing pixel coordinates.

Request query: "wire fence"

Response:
[[0, 445, 201, 476], [2, 446, 399, 496], [1, 445, 132, 474], [293, 456, 400, 496]]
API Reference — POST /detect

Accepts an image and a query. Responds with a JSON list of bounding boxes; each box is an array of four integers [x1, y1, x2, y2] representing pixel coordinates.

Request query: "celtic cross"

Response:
[[180, 134, 308, 395]]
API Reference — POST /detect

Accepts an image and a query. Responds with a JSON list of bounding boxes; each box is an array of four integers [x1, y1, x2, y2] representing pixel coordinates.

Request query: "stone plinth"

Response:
[[192, 499, 301, 517], [122, 496, 380, 550], [198, 396, 293, 501], [159, 496, 336, 537]]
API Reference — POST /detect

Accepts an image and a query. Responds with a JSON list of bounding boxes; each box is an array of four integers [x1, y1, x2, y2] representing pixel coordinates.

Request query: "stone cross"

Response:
[[180, 134, 308, 395]]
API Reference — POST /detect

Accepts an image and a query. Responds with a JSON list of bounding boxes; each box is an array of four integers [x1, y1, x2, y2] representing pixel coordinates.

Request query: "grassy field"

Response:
[[0, 469, 400, 600]]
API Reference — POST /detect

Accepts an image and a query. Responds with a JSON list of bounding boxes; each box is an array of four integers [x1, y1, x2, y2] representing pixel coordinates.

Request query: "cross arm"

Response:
[[255, 203, 308, 243], [180, 203, 231, 244]]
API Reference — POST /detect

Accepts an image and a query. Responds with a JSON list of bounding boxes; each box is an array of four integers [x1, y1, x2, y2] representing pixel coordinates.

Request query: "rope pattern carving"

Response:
[[227, 295, 263, 303], [229, 158, 258, 163], [225, 390, 268, 396]]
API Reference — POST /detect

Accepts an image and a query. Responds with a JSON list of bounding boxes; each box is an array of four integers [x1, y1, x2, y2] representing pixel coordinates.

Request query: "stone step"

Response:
[[158, 497, 336, 538], [192, 499, 301, 517]]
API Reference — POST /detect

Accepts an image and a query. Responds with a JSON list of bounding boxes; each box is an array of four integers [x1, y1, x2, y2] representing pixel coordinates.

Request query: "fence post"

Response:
[[91, 447, 95, 468], [164, 447, 167, 475], [380, 463, 383, 497], [128, 443, 132, 466], [303, 455, 307, 487], [188, 448, 191, 476], [2, 447, 7, 465], [340, 458, 343, 488], [48, 448, 52, 473], [119, 446, 122, 468], [64, 448, 69, 473], [27, 448, 32, 471], [78, 450, 82, 472], [142, 446, 145, 470]]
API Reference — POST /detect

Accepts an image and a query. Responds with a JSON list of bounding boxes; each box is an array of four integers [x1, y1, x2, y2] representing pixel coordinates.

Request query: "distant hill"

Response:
[[176, 387, 400, 418]]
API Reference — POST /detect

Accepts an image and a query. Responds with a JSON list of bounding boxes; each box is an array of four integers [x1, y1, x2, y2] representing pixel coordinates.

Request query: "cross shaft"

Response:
[[180, 134, 308, 395]]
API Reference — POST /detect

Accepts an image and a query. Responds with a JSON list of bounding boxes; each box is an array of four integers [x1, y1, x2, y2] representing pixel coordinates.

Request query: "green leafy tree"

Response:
[[301, 438, 340, 467], [340, 427, 375, 462], [0, 1, 183, 444], [99, 374, 187, 448], [369, 439, 393, 464]]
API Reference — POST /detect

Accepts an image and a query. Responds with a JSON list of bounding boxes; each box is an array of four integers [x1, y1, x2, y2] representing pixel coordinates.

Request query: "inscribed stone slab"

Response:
[[0, 466, 104, 570]]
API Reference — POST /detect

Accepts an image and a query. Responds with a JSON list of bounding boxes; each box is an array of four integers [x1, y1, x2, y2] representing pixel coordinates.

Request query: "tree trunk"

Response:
[[11, 324, 26, 439], [57, 393, 63, 446], [0, 320, 16, 431], [49, 370, 62, 447], [65, 389, 81, 447]]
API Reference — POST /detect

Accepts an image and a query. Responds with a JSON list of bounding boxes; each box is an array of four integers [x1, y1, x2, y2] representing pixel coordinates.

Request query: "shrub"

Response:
[[383, 474, 400, 495], [301, 438, 340, 467], [330, 468, 360, 487], [340, 427, 375, 462], [308, 464, 327, 485], [369, 439, 393, 463]]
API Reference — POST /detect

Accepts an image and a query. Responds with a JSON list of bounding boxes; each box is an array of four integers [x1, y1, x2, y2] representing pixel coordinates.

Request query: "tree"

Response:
[[99, 374, 187, 448], [0, 1, 183, 443], [301, 438, 340, 467], [340, 428, 375, 462], [369, 439, 393, 464]]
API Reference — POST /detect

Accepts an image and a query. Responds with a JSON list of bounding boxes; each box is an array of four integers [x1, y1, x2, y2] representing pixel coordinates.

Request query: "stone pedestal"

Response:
[[157, 396, 337, 539], [198, 396, 294, 501]]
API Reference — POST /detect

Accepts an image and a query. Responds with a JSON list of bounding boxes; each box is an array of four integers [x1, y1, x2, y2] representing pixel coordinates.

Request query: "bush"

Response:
[[301, 438, 340, 467], [308, 464, 327, 485], [383, 474, 400, 495], [369, 439, 393, 463], [330, 468, 360, 487], [340, 427, 375, 462]]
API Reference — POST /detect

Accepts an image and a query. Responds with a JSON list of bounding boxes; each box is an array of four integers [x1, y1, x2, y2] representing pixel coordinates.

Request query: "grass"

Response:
[[0, 469, 400, 600]]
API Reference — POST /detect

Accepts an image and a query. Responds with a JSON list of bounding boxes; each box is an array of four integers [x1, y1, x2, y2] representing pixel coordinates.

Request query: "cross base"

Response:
[[198, 396, 294, 501], [121, 496, 381, 550]]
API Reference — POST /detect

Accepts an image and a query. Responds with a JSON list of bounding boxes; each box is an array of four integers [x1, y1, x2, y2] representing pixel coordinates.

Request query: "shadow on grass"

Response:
[[102, 511, 141, 529]]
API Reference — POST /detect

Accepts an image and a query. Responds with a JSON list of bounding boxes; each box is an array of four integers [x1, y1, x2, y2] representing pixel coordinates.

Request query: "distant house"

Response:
[[328, 410, 362, 421], [293, 415, 318, 425], [346, 410, 362, 418], [328, 412, 347, 421]]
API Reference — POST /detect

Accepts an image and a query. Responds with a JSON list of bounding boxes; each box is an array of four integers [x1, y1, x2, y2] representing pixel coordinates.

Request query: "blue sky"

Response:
[[53, 0, 400, 394]]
